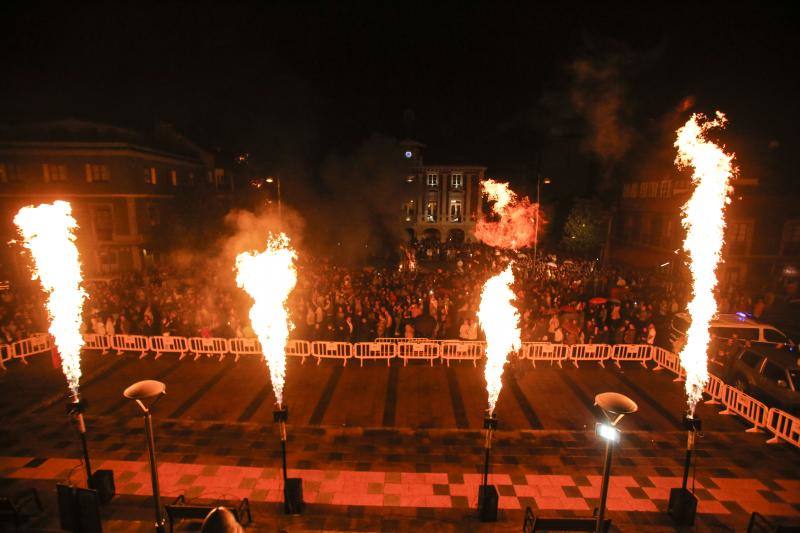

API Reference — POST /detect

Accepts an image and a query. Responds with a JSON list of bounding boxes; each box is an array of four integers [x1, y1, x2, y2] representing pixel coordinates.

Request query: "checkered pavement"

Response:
[[3, 455, 799, 518]]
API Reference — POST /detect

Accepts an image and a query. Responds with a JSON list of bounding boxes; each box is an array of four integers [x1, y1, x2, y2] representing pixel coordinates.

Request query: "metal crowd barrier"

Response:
[[150, 336, 189, 360], [311, 341, 351, 366], [569, 344, 611, 367], [766, 408, 800, 447], [719, 384, 769, 432], [3, 332, 799, 450], [0, 343, 12, 370], [11, 334, 53, 364], [520, 343, 568, 367], [354, 342, 396, 366], [111, 334, 149, 358], [440, 340, 484, 367]]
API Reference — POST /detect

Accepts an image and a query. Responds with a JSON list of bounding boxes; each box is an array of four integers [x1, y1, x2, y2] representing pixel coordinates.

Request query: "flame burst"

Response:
[[475, 179, 544, 250], [235, 233, 297, 407], [13, 201, 87, 398], [478, 264, 521, 415], [675, 112, 735, 415]]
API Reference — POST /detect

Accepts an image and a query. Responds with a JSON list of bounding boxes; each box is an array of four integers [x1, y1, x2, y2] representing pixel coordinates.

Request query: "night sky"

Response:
[[1, 2, 797, 196]]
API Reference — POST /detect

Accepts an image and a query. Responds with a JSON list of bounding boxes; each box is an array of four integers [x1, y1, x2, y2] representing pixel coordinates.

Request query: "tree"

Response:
[[561, 198, 610, 257]]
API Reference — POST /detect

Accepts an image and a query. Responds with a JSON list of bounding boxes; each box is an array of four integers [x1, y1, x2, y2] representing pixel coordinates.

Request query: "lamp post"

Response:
[[533, 175, 551, 267], [124, 380, 167, 533], [265, 176, 282, 222], [594, 392, 638, 533]]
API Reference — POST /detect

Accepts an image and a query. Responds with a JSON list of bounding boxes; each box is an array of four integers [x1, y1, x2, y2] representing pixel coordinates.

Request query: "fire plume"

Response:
[[14, 201, 87, 399], [475, 179, 544, 250], [235, 233, 297, 407], [478, 264, 521, 415], [675, 112, 735, 415]]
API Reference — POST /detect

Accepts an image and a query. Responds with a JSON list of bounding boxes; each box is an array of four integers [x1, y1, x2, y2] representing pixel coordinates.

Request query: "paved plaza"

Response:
[[1, 351, 799, 531]]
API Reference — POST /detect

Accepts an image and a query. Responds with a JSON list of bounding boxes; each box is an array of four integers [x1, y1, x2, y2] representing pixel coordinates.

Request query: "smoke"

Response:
[[569, 56, 632, 165], [315, 133, 409, 262]]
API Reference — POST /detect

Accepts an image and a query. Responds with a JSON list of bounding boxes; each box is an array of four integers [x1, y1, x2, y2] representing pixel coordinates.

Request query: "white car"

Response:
[[670, 312, 793, 353]]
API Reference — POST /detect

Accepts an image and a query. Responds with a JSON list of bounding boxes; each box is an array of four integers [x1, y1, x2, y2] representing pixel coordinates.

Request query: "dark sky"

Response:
[[1, 2, 797, 193]]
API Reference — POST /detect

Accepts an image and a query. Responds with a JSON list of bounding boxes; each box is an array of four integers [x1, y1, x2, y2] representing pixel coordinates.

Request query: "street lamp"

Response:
[[124, 380, 167, 533], [534, 175, 551, 266], [594, 392, 638, 533], [265, 176, 282, 222]]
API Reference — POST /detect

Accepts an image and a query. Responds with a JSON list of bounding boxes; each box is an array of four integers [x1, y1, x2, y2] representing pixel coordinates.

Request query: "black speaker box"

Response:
[[478, 484, 498, 522], [284, 477, 304, 515], [668, 487, 697, 526], [90, 469, 115, 504], [56, 484, 103, 532]]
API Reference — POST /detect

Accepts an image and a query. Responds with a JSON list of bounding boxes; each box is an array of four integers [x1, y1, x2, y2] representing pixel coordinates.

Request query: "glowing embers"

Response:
[[675, 112, 736, 415]]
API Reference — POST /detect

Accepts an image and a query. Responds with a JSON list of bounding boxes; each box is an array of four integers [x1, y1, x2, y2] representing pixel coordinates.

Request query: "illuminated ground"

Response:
[[1, 351, 799, 531]]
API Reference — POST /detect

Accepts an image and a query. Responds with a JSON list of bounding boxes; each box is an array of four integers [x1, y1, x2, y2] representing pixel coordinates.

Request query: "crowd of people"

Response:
[[0, 243, 771, 351]]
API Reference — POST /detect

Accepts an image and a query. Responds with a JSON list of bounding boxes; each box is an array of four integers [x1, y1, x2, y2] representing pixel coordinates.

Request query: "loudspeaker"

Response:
[[90, 469, 115, 504], [668, 487, 697, 526], [57, 484, 77, 531], [56, 484, 103, 532], [478, 485, 498, 522], [284, 477, 304, 515]]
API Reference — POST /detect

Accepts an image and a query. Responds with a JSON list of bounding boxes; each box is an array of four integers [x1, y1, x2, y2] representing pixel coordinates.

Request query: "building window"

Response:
[[92, 205, 113, 241], [782, 221, 800, 255], [0, 163, 7, 183], [451, 173, 463, 189], [147, 204, 160, 227], [188, 172, 195, 186], [403, 201, 415, 222], [425, 201, 438, 222], [170, 170, 178, 186], [85, 164, 110, 183], [449, 199, 463, 222], [659, 180, 671, 198], [727, 222, 750, 255], [144, 167, 157, 184], [426, 173, 439, 187], [97, 248, 119, 275], [43, 164, 67, 182], [214, 168, 226, 188]]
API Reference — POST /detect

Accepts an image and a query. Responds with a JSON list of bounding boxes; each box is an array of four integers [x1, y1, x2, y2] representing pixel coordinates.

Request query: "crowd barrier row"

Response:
[[2, 333, 798, 449]]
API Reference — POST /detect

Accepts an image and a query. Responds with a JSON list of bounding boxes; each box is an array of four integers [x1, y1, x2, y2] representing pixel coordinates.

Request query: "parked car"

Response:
[[721, 345, 800, 415], [670, 312, 793, 353]]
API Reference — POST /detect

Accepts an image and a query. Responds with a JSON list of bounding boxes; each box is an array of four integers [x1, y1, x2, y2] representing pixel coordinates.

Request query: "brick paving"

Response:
[[0, 352, 799, 531]]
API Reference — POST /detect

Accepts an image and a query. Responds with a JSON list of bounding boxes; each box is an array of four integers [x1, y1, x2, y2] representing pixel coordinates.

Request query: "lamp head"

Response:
[[124, 380, 166, 409], [595, 392, 638, 426]]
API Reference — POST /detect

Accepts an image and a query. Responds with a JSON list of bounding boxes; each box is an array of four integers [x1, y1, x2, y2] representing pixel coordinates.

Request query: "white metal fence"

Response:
[[2, 333, 798, 449]]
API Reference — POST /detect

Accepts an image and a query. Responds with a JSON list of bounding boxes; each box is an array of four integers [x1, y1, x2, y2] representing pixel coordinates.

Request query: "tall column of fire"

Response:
[[14, 200, 91, 482], [675, 112, 735, 416], [235, 232, 297, 481], [672, 112, 735, 513]]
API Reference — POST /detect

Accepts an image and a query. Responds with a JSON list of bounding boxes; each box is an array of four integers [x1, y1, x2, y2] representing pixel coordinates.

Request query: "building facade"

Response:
[[399, 140, 485, 243], [0, 119, 227, 277], [613, 175, 800, 287]]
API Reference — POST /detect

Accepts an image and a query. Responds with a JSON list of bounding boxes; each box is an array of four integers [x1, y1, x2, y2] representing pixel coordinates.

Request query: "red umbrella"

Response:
[[589, 297, 607, 305]]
